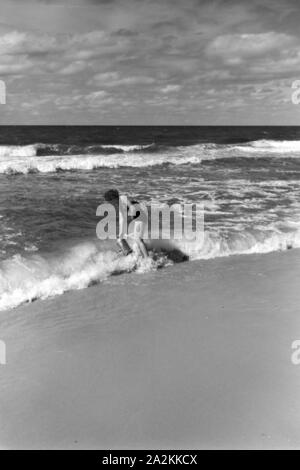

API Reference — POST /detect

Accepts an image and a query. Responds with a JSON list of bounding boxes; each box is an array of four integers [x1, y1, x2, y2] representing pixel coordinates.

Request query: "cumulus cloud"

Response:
[[92, 72, 156, 87], [206, 32, 297, 61], [59, 61, 87, 75], [161, 84, 181, 93], [0, 30, 60, 56], [0, 0, 300, 123]]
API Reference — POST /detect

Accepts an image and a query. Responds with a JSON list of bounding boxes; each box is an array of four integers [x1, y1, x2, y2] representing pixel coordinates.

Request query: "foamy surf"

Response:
[[176, 226, 300, 261], [0, 144, 38, 158], [1, 221, 300, 311], [0, 242, 171, 311], [1, 139, 300, 174], [233, 139, 300, 153], [0, 143, 154, 159], [0, 152, 203, 174], [101, 144, 154, 152]]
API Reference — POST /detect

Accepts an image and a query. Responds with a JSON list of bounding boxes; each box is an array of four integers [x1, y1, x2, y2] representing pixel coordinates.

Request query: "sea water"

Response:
[[1, 125, 300, 310]]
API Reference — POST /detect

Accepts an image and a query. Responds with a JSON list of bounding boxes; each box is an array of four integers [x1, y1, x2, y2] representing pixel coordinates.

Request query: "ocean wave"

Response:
[[0, 143, 154, 158], [0, 242, 170, 311], [175, 224, 300, 261], [233, 139, 300, 153], [100, 144, 155, 152], [1, 139, 300, 174], [1, 221, 300, 311], [0, 138, 300, 156], [0, 144, 38, 158], [0, 152, 203, 174]]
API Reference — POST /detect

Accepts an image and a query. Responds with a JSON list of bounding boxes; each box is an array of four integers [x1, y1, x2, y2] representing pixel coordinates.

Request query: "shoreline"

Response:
[[0, 248, 300, 449]]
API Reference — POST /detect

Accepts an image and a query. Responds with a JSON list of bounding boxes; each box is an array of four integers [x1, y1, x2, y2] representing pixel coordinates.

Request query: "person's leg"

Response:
[[132, 220, 148, 258], [136, 238, 148, 258]]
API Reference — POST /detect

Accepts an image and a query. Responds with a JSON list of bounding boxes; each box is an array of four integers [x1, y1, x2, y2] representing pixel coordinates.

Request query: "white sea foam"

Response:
[[233, 139, 300, 153], [0, 242, 169, 311], [1, 221, 300, 311], [0, 139, 300, 174], [101, 144, 154, 151], [175, 225, 300, 261], [0, 152, 203, 174], [0, 143, 153, 159], [0, 144, 38, 158]]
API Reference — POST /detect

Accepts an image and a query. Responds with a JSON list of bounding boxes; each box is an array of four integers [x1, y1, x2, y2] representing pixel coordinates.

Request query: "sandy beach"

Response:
[[0, 248, 300, 449]]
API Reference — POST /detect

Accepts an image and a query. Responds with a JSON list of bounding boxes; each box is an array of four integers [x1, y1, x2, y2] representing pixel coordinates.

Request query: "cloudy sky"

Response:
[[0, 0, 300, 124]]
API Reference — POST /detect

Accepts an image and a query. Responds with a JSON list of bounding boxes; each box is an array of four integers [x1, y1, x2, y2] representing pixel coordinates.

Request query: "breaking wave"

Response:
[[233, 139, 300, 153], [176, 225, 300, 261], [1, 139, 300, 174], [0, 152, 203, 174], [1, 221, 300, 311], [0, 242, 170, 311], [0, 144, 38, 158], [0, 143, 154, 158]]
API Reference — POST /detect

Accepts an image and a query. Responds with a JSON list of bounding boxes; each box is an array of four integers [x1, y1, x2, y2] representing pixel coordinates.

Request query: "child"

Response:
[[104, 189, 148, 258]]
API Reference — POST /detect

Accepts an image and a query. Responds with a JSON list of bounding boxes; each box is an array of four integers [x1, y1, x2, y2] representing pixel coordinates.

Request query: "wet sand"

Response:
[[0, 249, 300, 449]]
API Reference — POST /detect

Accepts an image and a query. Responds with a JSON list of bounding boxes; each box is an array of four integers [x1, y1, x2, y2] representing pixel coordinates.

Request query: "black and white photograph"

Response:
[[0, 0, 300, 452]]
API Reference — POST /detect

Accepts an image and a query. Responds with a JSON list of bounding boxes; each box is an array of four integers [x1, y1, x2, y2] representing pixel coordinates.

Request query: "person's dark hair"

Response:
[[130, 200, 141, 219], [104, 189, 119, 202]]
